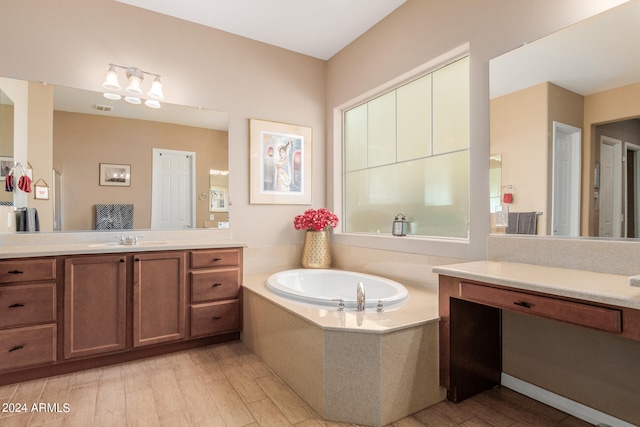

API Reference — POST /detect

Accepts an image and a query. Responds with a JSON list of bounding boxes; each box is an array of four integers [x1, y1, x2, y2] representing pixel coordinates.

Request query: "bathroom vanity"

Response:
[[0, 240, 243, 386], [434, 261, 640, 404]]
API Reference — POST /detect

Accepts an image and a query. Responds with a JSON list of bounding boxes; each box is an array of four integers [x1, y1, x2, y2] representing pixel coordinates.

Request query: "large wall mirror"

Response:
[[0, 77, 229, 233], [489, 0, 640, 239]]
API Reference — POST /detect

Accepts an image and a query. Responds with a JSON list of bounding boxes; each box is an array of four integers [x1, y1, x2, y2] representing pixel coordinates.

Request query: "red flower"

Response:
[[293, 208, 339, 231]]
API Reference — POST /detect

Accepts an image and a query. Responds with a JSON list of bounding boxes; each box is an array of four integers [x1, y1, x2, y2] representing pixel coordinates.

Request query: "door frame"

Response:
[[551, 121, 581, 236]]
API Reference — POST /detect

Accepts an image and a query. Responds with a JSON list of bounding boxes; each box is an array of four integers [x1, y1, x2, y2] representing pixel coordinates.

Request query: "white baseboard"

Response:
[[501, 373, 635, 427]]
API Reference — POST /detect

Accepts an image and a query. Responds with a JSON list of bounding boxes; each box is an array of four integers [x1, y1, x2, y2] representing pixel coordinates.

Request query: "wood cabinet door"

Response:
[[133, 252, 186, 347], [64, 255, 127, 359]]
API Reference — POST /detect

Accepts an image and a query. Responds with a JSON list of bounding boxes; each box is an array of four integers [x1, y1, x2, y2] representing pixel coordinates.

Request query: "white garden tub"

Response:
[[266, 268, 408, 310]]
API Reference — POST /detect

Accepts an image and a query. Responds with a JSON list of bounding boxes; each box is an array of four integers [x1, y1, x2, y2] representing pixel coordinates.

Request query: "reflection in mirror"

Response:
[[489, 154, 502, 232], [0, 87, 14, 225], [0, 76, 229, 232], [489, 0, 640, 238]]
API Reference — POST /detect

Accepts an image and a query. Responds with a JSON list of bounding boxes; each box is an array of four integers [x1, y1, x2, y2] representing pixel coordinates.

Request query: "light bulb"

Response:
[[103, 93, 121, 100], [147, 76, 164, 100], [124, 96, 141, 105], [102, 65, 121, 90], [144, 99, 161, 109], [125, 68, 144, 95]]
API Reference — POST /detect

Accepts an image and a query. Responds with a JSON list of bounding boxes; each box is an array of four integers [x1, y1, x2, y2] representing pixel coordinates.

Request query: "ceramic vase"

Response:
[[301, 230, 331, 268]]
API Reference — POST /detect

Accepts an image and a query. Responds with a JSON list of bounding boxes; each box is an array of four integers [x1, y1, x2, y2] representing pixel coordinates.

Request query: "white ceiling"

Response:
[[54, 85, 229, 130], [115, 0, 407, 60], [490, 0, 639, 99]]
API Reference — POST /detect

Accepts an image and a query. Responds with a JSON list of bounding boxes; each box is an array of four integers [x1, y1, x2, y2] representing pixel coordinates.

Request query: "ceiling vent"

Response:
[[93, 104, 113, 112]]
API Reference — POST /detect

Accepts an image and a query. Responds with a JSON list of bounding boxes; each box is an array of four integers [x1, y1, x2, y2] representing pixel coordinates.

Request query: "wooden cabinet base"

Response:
[[0, 247, 243, 387], [0, 332, 239, 386]]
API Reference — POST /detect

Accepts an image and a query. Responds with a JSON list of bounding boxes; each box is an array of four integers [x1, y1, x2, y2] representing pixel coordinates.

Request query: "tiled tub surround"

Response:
[[242, 272, 444, 427]]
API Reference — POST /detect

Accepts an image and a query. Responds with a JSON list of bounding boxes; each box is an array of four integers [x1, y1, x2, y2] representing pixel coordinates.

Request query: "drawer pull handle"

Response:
[[513, 301, 532, 308], [7, 270, 24, 274], [211, 283, 223, 287], [8, 303, 25, 308], [212, 316, 223, 320], [212, 257, 222, 262], [9, 345, 24, 352]]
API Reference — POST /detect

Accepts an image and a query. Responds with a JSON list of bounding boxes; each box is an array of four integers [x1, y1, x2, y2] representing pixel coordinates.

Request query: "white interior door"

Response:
[[551, 122, 581, 236], [599, 136, 622, 237], [151, 148, 196, 229]]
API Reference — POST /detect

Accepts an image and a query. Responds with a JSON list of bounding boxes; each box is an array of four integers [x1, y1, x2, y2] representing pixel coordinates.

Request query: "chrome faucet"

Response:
[[117, 235, 142, 245], [356, 281, 366, 311]]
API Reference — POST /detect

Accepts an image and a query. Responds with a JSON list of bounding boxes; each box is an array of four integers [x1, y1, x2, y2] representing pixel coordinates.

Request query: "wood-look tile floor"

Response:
[[0, 340, 593, 427]]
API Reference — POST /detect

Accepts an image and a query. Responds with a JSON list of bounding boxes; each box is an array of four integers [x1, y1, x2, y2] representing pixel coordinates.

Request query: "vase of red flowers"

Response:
[[293, 208, 339, 268]]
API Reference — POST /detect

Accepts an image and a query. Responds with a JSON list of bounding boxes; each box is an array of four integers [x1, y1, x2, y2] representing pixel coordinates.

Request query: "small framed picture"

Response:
[[0, 157, 13, 181], [99, 163, 131, 187], [34, 179, 50, 200], [210, 186, 228, 212]]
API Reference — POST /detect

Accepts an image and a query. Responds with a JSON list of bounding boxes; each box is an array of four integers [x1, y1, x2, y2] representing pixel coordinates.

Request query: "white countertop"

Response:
[[0, 230, 246, 259], [0, 240, 245, 259], [433, 260, 640, 310], [243, 272, 440, 334]]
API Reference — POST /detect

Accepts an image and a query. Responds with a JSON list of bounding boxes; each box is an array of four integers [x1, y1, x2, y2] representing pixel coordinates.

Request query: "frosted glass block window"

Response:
[[433, 57, 469, 154], [344, 104, 368, 172], [343, 56, 469, 239], [367, 92, 396, 167], [397, 74, 432, 161]]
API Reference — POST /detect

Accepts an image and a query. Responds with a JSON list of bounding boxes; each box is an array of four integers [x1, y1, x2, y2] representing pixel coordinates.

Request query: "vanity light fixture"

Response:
[[102, 63, 164, 108]]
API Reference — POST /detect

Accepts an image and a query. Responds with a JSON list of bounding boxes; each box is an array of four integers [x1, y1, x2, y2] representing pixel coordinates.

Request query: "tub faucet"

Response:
[[356, 281, 365, 311]]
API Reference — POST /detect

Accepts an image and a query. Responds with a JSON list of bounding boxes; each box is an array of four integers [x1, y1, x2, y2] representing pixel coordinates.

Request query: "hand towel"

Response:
[[17, 207, 40, 232], [4, 175, 14, 192], [506, 212, 537, 235]]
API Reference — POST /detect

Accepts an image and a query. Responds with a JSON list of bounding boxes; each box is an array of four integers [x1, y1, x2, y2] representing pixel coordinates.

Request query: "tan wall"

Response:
[[53, 111, 227, 230], [490, 83, 549, 234], [0, 103, 13, 204], [27, 82, 54, 231], [490, 82, 584, 235], [0, 104, 13, 157]]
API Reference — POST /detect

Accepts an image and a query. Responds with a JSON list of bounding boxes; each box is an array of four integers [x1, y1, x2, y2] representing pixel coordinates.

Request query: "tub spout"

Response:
[[356, 281, 366, 311]]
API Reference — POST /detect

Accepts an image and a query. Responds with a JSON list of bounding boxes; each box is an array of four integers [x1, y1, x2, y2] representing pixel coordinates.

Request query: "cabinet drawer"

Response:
[[0, 283, 56, 329], [190, 300, 240, 338], [0, 259, 56, 284], [190, 249, 240, 269], [460, 282, 622, 333], [191, 268, 240, 303], [0, 324, 57, 372]]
